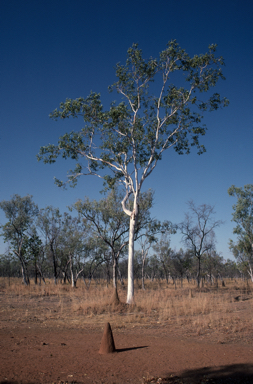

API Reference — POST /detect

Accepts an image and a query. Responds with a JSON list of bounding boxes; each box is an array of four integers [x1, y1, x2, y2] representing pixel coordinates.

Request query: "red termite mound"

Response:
[[98, 322, 116, 354]]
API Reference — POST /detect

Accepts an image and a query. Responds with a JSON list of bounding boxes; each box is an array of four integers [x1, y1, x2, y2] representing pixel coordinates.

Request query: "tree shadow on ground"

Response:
[[150, 363, 253, 383]]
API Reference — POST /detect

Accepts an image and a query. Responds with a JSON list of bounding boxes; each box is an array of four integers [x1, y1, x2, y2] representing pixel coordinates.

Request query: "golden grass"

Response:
[[0, 277, 253, 339]]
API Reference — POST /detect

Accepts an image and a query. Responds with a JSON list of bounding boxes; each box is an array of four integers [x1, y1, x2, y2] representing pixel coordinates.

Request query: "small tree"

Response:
[[38, 42, 228, 303], [202, 250, 224, 285], [72, 188, 130, 290], [138, 220, 173, 290], [23, 231, 46, 284], [152, 234, 173, 284], [0, 250, 18, 280], [223, 259, 239, 280], [147, 254, 161, 282], [72, 188, 161, 290], [0, 195, 39, 285], [138, 235, 155, 290], [36, 206, 70, 284], [80, 237, 105, 289], [171, 248, 193, 287], [228, 184, 253, 281], [58, 215, 86, 288], [179, 201, 223, 287]]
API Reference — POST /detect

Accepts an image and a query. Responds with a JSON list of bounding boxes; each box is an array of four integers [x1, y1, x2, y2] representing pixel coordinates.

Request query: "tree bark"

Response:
[[141, 260, 145, 290], [197, 257, 201, 288], [34, 260, 38, 285], [16, 250, 29, 286], [117, 266, 124, 286], [69, 255, 75, 288], [122, 192, 139, 304], [37, 264, 46, 285], [112, 255, 117, 289], [127, 214, 135, 304], [20, 262, 30, 286]]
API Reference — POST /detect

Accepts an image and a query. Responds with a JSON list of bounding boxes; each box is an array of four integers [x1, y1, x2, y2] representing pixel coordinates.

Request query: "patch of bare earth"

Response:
[[1, 279, 253, 383]]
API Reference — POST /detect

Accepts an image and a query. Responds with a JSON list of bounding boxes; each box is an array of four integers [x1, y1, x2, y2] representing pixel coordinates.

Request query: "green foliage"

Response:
[[152, 234, 173, 280], [22, 232, 42, 262], [202, 250, 224, 277], [172, 248, 193, 278], [228, 184, 253, 262], [37, 41, 228, 191], [71, 188, 158, 256], [0, 195, 39, 252], [228, 184, 253, 238], [0, 195, 39, 285], [37, 42, 228, 299]]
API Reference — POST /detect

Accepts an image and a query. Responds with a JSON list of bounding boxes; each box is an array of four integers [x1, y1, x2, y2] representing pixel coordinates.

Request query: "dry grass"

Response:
[[1, 277, 253, 341]]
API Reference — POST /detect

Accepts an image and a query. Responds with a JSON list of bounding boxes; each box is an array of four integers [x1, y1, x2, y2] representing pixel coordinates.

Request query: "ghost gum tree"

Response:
[[37, 41, 228, 303], [228, 184, 253, 281]]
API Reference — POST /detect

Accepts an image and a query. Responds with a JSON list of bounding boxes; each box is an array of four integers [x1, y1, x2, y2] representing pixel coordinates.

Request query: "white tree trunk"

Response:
[[121, 191, 139, 304], [127, 215, 135, 304], [69, 255, 76, 288], [20, 263, 29, 286], [247, 261, 253, 282]]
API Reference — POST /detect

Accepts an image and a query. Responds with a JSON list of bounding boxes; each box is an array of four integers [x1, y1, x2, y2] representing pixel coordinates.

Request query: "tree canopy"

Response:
[[37, 41, 228, 302], [228, 184, 253, 280], [38, 41, 228, 192], [0, 195, 39, 285], [179, 201, 223, 287]]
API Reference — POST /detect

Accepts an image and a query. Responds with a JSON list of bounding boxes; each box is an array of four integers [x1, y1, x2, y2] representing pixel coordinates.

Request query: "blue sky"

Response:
[[0, 0, 252, 259]]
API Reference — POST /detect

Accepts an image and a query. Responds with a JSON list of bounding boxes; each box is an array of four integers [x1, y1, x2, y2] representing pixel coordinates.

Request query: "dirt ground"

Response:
[[1, 287, 253, 384]]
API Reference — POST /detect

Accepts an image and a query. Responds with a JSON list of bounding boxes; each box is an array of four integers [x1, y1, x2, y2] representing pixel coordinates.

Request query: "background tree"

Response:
[[179, 201, 223, 287], [0, 250, 19, 281], [137, 218, 174, 290], [137, 235, 155, 290], [80, 236, 106, 289], [72, 188, 160, 291], [57, 215, 86, 288], [38, 41, 228, 303], [202, 249, 224, 285], [0, 195, 39, 285], [22, 231, 45, 284], [152, 234, 173, 284], [228, 184, 253, 281], [36, 206, 71, 284], [171, 248, 193, 287], [147, 254, 161, 282], [72, 188, 130, 290], [223, 259, 239, 280]]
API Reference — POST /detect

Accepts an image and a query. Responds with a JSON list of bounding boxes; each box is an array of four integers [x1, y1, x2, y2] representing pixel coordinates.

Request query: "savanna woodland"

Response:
[[1, 42, 253, 384]]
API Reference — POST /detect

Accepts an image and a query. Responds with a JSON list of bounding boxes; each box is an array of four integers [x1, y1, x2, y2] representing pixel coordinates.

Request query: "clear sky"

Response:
[[0, 0, 252, 259]]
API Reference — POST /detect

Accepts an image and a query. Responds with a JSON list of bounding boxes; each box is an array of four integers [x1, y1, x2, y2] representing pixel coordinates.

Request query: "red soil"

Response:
[[1, 323, 253, 384]]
